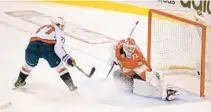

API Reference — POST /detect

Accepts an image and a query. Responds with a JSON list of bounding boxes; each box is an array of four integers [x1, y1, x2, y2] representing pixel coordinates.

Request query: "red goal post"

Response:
[[147, 9, 207, 97]]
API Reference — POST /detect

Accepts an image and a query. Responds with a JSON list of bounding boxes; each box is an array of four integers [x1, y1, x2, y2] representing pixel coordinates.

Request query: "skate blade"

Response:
[[13, 87, 23, 90], [12, 87, 35, 94], [69, 89, 78, 96]]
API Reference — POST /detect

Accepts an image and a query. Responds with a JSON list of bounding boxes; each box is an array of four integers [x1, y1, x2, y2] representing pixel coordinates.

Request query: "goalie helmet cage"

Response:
[[147, 9, 207, 97]]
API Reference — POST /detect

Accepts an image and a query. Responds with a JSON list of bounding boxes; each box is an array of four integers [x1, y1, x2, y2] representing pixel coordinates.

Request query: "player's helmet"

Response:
[[51, 17, 65, 30], [123, 38, 136, 58]]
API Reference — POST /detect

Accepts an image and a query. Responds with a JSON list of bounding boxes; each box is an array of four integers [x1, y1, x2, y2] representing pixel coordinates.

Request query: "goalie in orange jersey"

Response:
[[109, 38, 180, 101], [111, 38, 152, 81]]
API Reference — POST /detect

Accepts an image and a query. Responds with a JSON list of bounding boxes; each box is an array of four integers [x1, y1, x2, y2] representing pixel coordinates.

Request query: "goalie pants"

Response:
[[25, 41, 61, 68]]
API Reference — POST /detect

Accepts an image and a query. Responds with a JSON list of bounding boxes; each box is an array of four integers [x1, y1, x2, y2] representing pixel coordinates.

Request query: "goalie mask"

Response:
[[51, 17, 65, 31], [123, 38, 136, 58]]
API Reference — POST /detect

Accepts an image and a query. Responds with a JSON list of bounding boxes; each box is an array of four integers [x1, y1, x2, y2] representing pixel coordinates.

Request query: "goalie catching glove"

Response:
[[63, 54, 76, 67]]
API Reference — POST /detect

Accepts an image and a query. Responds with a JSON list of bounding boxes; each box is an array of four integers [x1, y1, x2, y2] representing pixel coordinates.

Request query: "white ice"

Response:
[[0, 2, 210, 112]]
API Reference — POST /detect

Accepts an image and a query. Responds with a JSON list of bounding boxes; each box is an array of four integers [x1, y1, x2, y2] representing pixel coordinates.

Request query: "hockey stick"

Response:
[[75, 65, 95, 78], [105, 62, 115, 80], [105, 21, 139, 80], [0, 102, 12, 109], [128, 21, 139, 37]]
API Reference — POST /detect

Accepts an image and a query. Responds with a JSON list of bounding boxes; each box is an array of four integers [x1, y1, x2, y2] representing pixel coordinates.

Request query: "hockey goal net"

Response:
[[147, 9, 211, 98]]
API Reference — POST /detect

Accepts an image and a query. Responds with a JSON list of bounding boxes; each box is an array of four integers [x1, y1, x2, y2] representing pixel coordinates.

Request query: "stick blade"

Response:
[[88, 67, 96, 78]]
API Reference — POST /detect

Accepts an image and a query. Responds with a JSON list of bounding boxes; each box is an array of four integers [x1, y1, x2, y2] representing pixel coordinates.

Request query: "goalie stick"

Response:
[[105, 62, 115, 80], [75, 65, 95, 78], [105, 21, 139, 80], [0, 102, 12, 109], [128, 21, 139, 38]]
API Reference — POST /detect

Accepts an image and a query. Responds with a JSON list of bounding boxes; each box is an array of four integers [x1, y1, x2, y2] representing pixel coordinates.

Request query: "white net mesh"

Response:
[[150, 11, 211, 98], [151, 18, 201, 70]]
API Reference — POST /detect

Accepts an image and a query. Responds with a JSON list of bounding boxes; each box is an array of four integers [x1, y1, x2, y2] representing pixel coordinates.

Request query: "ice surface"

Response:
[[0, 1, 210, 112]]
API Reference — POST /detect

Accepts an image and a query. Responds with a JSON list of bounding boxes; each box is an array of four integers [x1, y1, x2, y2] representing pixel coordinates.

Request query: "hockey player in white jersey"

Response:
[[14, 17, 77, 92]]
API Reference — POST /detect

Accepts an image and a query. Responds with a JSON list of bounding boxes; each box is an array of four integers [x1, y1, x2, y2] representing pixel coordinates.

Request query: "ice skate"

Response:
[[64, 79, 78, 92], [14, 77, 26, 88], [66, 82, 78, 96], [165, 86, 181, 101], [68, 82, 78, 92]]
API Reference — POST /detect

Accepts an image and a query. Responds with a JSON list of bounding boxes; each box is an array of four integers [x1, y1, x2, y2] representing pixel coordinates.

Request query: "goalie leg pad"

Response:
[[133, 79, 162, 98], [133, 78, 179, 101]]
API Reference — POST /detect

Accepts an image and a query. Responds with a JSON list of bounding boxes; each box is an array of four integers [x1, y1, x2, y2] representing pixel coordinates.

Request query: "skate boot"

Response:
[[14, 77, 26, 88], [60, 72, 78, 92], [166, 86, 180, 101], [68, 82, 78, 92], [64, 80, 77, 92]]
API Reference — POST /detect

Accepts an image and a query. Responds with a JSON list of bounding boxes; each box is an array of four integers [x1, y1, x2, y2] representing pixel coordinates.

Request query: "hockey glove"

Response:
[[63, 54, 76, 67]]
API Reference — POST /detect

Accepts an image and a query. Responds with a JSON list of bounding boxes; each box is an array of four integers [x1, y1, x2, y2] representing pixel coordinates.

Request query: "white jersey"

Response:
[[30, 24, 67, 60]]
